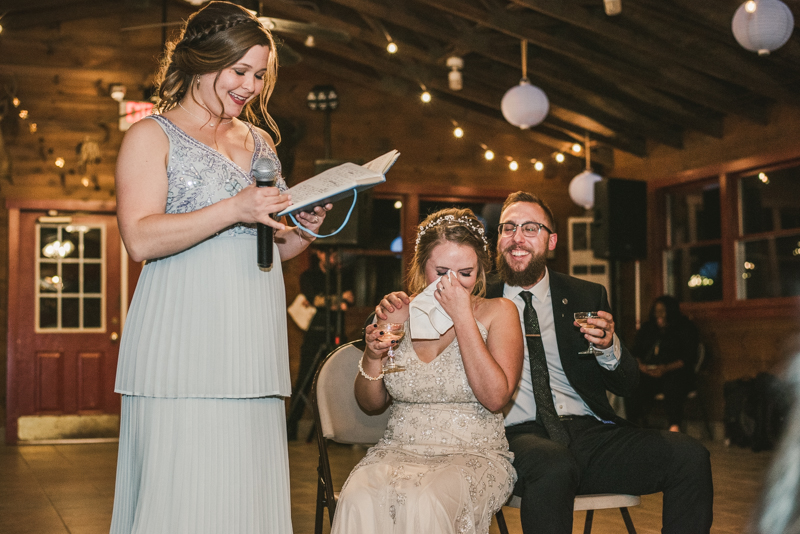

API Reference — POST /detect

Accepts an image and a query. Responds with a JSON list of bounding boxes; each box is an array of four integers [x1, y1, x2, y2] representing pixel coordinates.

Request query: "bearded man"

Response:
[[378, 191, 713, 533]]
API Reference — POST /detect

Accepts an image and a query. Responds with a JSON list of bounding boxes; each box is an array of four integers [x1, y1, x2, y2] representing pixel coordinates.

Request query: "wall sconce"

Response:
[[110, 84, 127, 102], [306, 85, 339, 111], [447, 56, 463, 91]]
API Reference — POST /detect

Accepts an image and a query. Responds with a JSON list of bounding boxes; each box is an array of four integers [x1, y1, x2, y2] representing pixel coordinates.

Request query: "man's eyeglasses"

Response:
[[497, 221, 553, 238]]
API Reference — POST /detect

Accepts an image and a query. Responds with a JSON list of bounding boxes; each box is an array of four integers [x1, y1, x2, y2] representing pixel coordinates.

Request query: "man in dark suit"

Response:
[[378, 192, 713, 533]]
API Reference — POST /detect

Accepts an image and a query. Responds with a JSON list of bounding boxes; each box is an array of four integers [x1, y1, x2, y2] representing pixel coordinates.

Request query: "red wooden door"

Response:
[[6, 202, 140, 443]]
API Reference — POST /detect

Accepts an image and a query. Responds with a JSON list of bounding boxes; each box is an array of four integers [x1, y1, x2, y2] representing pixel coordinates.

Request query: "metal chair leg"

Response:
[[495, 509, 510, 534], [620, 507, 637, 534], [583, 509, 594, 534]]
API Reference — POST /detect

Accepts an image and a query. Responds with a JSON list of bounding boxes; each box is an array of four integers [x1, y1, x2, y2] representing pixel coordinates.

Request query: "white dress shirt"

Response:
[[503, 268, 621, 427]]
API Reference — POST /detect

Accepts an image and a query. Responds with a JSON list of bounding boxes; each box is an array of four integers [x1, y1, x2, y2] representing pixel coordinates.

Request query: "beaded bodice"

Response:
[[148, 115, 287, 237]]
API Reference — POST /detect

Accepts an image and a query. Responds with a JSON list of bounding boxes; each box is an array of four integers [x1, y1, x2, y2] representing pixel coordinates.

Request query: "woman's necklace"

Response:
[[178, 101, 233, 127]]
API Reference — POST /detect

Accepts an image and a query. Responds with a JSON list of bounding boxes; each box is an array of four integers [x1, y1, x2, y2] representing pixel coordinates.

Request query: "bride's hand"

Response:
[[364, 323, 391, 361], [434, 272, 472, 321]]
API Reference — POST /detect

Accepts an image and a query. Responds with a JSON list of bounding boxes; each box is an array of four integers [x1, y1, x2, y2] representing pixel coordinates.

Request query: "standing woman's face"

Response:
[[196, 45, 270, 118]]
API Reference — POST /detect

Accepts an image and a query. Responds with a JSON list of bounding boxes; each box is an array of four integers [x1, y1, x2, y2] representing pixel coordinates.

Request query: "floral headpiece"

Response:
[[415, 214, 489, 251]]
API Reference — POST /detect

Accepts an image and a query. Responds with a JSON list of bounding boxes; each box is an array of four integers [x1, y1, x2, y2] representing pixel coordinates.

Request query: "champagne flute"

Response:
[[574, 311, 602, 356], [379, 322, 406, 373]]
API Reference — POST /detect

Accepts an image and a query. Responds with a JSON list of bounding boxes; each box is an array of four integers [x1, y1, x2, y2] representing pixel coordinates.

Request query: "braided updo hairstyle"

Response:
[[154, 1, 280, 142], [407, 208, 491, 298]]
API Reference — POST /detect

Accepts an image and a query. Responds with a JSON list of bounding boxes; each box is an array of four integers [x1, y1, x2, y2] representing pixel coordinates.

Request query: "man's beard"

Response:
[[496, 246, 547, 288]]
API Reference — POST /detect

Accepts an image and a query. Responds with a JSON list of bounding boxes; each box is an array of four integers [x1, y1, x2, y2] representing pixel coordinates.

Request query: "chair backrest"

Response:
[[313, 341, 391, 445]]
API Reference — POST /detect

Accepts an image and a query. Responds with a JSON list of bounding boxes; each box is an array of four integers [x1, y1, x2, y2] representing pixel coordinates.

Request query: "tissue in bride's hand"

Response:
[[409, 274, 454, 340]]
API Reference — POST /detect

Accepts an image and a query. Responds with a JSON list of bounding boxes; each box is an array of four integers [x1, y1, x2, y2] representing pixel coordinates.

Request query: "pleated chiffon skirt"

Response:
[[110, 395, 292, 534]]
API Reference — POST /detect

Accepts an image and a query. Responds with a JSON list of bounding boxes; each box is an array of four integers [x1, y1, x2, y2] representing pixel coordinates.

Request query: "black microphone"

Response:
[[252, 157, 279, 271]]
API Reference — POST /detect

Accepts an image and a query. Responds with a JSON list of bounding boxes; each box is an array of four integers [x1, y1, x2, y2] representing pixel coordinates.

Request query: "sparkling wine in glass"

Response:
[[574, 311, 602, 356], [379, 322, 406, 373]]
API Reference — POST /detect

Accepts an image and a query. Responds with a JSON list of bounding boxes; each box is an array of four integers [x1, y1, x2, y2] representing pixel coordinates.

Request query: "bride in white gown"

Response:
[[331, 208, 524, 534]]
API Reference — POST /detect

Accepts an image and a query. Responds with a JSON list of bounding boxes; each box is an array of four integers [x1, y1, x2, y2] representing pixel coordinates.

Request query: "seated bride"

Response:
[[330, 208, 524, 534]]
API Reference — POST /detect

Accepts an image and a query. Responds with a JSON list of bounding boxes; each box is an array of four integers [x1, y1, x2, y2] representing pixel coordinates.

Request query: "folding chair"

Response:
[[495, 493, 640, 534], [310, 341, 391, 534]]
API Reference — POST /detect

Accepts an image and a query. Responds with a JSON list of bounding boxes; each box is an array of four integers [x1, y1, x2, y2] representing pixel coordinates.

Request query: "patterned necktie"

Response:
[[519, 291, 570, 446]]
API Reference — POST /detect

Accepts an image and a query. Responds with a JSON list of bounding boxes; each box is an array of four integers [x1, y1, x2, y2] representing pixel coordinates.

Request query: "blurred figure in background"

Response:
[[287, 248, 354, 441], [627, 295, 700, 432]]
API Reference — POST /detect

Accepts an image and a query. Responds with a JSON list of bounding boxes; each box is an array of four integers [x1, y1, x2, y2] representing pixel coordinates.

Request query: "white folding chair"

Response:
[[310, 341, 391, 534], [495, 493, 640, 534]]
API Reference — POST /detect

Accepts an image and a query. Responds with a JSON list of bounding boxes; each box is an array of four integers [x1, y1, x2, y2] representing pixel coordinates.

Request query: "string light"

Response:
[[572, 143, 582, 153], [387, 41, 398, 54], [453, 126, 464, 138], [555, 152, 565, 163], [420, 91, 431, 103], [509, 160, 519, 171], [484, 150, 495, 161], [534, 161, 544, 171]]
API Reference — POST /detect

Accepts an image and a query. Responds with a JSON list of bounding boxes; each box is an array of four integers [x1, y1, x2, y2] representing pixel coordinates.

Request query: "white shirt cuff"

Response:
[[595, 334, 621, 370]]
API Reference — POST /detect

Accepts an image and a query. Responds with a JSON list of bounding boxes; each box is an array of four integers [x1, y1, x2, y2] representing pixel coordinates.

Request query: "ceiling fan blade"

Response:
[[257, 17, 350, 42]]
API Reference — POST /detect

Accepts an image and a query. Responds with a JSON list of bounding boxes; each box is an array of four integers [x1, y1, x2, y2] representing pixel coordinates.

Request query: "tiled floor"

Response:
[[0, 433, 774, 534]]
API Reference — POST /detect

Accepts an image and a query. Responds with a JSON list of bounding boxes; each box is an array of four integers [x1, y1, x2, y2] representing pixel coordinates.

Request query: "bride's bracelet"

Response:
[[358, 356, 384, 381]]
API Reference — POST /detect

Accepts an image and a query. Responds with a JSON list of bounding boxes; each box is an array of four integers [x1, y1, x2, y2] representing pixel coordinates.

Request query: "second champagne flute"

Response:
[[379, 322, 406, 373], [574, 311, 602, 356]]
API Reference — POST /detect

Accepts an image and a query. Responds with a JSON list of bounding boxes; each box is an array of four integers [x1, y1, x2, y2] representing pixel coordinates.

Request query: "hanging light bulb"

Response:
[[501, 40, 549, 129], [387, 41, 398, 54], [453, 126, 464, 138], [534, 161, 544, 171], [572, 143, 582, 153], [554, 153, 565, 163], [568, 133, 603, 210], [420, 91, 431, 103], [509, 160, 519, 171], [484, 150, 495, 161], [732, 0, 794, 55]]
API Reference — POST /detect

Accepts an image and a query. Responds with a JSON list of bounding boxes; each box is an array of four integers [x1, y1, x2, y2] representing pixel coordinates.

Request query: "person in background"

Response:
[[286, 248, 354, 441], [332, 208, 523, 534], [626, 295, 700, 432], [378, 192, 713, 534], [110, 3, 329, 532]]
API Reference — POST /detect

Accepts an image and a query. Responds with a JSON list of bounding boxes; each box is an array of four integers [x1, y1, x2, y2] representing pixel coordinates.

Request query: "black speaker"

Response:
[[310, 159, 372, 247], [591, 178, 647, 260]]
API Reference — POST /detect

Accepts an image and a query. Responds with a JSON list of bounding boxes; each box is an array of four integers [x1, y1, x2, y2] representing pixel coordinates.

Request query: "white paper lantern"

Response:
[[569, 170, 603, 210], [501, 80, 549, 129], [732, 0, 794, 55]]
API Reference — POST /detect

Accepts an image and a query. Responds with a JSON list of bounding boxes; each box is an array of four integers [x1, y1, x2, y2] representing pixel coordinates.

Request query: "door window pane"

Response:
[[737, 234, 800, 299], [740, 166, 800, 235], [665, 245, 723, 302], [36, 222, 105, 331]]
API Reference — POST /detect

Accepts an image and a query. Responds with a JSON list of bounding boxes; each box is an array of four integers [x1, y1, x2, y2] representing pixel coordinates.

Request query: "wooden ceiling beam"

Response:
[[415, 0, 774, 122], [508, 0, 794, 104], [326, 0, 723, 137], [285, 35, 650, 156]]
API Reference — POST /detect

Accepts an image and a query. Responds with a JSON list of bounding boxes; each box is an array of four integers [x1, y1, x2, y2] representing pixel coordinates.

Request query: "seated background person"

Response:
[[626, 295, 700, 432], [331, 208, 523, 534]]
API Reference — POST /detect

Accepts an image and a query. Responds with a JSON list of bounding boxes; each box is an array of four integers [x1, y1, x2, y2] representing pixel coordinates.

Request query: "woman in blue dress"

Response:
[[110, 3, 328, 532]]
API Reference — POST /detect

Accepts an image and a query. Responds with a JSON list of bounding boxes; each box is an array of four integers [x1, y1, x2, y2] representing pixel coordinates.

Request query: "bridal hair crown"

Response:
[[416, 215, 489, 251]]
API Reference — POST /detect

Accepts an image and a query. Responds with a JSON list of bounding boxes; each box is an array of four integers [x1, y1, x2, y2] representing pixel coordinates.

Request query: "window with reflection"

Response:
[[737, 164, 800, 299], [664, 182, 722, 302], [37, 223, 105, 331]]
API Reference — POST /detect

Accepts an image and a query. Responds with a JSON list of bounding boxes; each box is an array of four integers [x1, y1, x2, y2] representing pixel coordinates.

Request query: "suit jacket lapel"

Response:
[[549, 272, 578, 376]]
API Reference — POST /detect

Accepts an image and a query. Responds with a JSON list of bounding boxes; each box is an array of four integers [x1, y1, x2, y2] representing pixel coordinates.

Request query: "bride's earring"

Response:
[[195, 75, 200, 88]]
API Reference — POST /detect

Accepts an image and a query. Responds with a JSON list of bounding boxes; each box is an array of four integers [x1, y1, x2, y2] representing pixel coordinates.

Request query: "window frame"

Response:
[[651, 153, 800, 319]]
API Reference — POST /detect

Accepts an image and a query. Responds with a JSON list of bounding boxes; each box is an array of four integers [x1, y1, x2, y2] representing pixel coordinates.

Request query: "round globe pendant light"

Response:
[[732, 0, 794, 56], [569, 133, 602, 210], [501, 40, 549, 129]]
